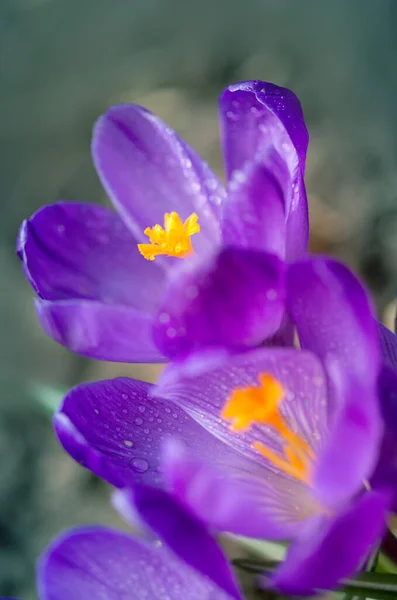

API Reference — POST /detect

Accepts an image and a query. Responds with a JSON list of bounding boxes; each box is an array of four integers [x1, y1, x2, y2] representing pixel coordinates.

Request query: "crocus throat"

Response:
[[221, 373, 314, 483], [137, 212, 200, 260]]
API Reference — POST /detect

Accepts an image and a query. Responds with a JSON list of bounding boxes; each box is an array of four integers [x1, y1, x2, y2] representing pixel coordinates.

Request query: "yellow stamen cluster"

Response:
[[138, 212, 200, 261], [221, 373, 314, 483]]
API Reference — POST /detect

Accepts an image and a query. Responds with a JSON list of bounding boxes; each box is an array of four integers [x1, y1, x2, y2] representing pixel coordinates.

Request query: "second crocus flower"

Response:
[[17, 81, 308, 362], [53, 256, 394, 595]]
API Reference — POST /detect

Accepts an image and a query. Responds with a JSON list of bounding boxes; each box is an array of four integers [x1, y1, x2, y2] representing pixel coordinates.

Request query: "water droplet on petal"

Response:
[[266, 289, 277, 301], [124, 440, 133, 447], [131, 458, 149, 473], [190, 181, 201, 193], [135, 417, 143, 426], [122, 393, 128, 400], [138, 405, 146, 414]]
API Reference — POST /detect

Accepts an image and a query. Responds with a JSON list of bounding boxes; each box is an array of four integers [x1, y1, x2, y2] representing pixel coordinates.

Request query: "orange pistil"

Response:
[[137, 212, 200, 261], [221, 373, 315, 483]]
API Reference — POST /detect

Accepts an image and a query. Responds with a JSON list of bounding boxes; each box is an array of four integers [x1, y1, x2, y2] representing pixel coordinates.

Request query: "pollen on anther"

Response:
[[137, 211, 200, 261]]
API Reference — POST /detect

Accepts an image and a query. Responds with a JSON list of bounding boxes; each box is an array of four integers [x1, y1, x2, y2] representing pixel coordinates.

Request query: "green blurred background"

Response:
[[2, 0, 397, 597]]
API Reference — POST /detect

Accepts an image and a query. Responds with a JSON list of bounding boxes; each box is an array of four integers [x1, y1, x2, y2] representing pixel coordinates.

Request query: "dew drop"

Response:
[[122, 393, 128, 400], [266, 289, 277, 301], [159, 312, 170, 325], [226, 110, 238, 121], [131, 458, 149, 473], [135, 417, 143, 426], [138, 405, 146, 414], [232, 170, 246, 184], [143, 428, 149, 434], [124, 440, 133, 447], [206, 178, 218, 191], [190, 181, 201, 193]]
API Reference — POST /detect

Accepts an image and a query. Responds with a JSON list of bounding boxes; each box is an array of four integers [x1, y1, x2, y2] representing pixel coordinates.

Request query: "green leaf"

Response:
[[232, 556, 397, 600], [340, 571, 397, 599], [30, 382, 67, 415], [377, 553, 397, 575], [225, 533, 287, 562]]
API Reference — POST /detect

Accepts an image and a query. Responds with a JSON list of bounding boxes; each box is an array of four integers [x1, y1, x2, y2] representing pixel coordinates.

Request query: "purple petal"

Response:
[[371, 366, 397, 507], [287, 258, 380, 385], [222, 149, 288, 259], [312, 386, 382, 509], [287, 258, 382, 506], [220, 81, 309, 260], [124, 486, 241, 599], [220, 81, 308, 179], [17, 202, 165, 311], [379, 321, 397, 372], [92, 104, 223, 256], [153, 247, 286, 359], [271, 490, 389, 596], [38, 526, 233, 600], [160, 438, 313, 540], [35, 298, 165, 362], [54, 377, 248, 489]]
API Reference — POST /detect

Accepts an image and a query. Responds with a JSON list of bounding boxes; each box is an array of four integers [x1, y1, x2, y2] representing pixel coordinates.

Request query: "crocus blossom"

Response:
[[53, 256, 393, 595], [17, 81, 308, 362]]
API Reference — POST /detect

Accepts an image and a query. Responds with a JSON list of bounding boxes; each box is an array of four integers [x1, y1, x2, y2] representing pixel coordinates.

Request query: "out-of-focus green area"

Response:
[[1, 0, 397, 597]]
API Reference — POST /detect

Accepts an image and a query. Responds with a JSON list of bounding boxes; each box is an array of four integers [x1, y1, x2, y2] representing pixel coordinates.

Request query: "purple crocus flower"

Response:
[[53, 256, 393, 595], [17, 81, 308, 363], [34, 487, 242, 600]]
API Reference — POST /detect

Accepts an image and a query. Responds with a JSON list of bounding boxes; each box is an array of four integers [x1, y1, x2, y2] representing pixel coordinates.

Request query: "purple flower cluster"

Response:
[[15, 80, 397, 599]]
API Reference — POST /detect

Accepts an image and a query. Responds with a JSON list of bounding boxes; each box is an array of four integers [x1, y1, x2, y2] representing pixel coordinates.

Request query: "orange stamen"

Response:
[[138, 212, 200, 261], [221, 373, 314, 483], [221, 374, 284, 432], [253, 442, 308, 483]]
